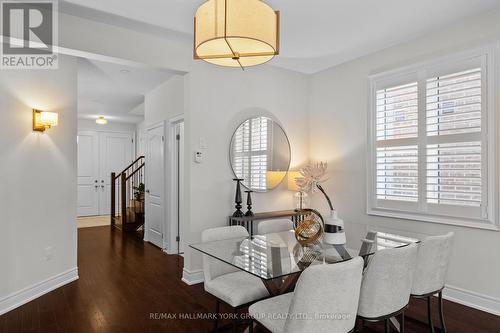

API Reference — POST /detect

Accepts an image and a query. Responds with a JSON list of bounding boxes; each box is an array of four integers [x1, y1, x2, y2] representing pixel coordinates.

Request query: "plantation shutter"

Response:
[[232, 117, 269, 190], [376, 82, 419, 203]]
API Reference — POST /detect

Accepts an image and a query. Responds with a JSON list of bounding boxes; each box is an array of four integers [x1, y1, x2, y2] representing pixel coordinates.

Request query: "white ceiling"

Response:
[[78, 58, 175, 123], [65, 0, 500, 73]]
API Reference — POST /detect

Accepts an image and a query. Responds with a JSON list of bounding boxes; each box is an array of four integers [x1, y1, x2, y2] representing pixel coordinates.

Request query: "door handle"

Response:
[[101, 185, 105, 189], [146, 189, 150, 193]]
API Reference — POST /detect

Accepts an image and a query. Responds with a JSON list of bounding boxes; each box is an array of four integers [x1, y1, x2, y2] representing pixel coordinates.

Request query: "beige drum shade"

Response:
[[194, 0, 280, 68]]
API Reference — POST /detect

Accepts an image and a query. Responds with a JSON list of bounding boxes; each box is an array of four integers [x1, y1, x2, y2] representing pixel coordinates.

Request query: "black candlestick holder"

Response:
[[232, 178, 244, 217], [245, 190, 254, 216]]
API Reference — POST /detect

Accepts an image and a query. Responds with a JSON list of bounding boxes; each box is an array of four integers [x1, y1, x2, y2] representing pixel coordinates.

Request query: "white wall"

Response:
[[135, 120, 146, 156], [309, 8, 500, 310], [144, 75, 185, 126], [0, 55, 78, 313], [78, 118, 137, 132], [183, 62, 310, 276]]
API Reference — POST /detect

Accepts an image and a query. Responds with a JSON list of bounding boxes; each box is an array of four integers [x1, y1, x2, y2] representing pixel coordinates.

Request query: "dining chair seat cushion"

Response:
[[248, 292, 293, 333], [205, 271, 269, 308]]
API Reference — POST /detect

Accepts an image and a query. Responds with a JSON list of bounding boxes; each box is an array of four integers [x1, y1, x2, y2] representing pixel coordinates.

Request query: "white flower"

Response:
[[295, 162, 329, 193]]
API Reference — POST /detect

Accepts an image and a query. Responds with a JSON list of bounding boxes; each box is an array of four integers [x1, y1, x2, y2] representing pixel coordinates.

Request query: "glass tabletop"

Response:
[[190, 230, 419, 281]]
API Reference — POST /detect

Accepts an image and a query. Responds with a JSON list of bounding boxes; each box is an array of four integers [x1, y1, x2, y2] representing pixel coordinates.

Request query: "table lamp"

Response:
[[266, 171, 287, 190]]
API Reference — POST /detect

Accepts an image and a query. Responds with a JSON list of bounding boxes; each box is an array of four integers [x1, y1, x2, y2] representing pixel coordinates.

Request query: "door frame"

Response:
[[77, 129, 135, 217], [165, 114, 184, 254], [144, 121, 166, 246]]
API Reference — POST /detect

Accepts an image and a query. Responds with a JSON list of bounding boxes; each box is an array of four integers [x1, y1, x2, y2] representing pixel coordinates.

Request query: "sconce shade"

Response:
[[266, 171, 286, 189], [194, 0, 279, 68], [33, 109, 58, 132], [287, 171, 302, 191]]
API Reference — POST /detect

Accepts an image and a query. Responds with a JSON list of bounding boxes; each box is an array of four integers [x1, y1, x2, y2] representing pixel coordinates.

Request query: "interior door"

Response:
[[77, 131, 99, 216], [99, 132, 134, 215], [145, 124, 165, 248]]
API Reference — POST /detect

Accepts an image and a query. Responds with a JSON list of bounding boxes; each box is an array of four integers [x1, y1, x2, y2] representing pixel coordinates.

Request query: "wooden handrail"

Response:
[[126, 163, 145, 181], [114, 155, 145, 179]]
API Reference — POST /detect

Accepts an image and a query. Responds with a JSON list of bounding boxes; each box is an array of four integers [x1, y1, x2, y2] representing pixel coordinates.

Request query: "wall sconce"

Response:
[[33, 109, 58, 132]]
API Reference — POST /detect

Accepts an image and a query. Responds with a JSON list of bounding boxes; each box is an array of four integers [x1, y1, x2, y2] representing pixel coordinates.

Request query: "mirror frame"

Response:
[[229, 116, 291, 192]]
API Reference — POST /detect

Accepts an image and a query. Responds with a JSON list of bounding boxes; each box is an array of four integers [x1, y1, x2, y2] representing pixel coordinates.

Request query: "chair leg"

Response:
[[438, 291, 447, 333], [400, 311, 405, 333], [427, 296, 436, 333], [249, 319, 254, 333], [385, 318, 390, 333], [232, 309, 238, 333], [213, 299, 220, 332]]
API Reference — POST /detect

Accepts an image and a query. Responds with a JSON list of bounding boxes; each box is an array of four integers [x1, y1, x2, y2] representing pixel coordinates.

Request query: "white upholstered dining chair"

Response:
[[201, 226, 269, 332], [249, 256, 364, 333], [357, 243, 418, 333], [257, 219, 294, 235], [411, 232, 454, 333]]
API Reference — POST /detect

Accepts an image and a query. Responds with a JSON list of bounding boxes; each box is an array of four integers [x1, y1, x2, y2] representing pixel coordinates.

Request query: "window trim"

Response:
[[367, 45, 499, 230]]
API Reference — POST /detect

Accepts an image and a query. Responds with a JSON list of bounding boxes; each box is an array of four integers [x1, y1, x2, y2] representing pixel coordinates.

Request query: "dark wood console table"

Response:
[[228, 210, 306, 235]]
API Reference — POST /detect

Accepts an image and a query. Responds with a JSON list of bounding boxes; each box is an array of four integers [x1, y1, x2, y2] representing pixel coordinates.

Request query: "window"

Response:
[[368, 47, 497, 229]]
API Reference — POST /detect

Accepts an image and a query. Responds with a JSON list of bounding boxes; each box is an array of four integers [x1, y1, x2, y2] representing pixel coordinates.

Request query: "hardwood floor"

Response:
[[1, 226, 498, 333]]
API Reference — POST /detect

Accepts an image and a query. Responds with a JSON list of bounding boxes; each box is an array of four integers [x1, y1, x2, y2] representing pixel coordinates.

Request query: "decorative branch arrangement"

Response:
[[295, 162, 334, 211]]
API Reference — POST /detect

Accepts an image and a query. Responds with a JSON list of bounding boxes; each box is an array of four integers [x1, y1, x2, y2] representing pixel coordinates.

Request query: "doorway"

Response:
[[77, 131, 134, 217], [167, 117, 185, 255]]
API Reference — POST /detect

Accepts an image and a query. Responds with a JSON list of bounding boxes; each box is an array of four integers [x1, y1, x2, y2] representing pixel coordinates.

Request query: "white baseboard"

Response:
[[0, 267, 79, 316], [181, 268, 204, 285], [443, 285, 500, 316]]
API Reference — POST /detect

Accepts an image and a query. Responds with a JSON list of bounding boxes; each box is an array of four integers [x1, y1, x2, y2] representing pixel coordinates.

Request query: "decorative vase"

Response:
[[323, 210, 346, 245], [293, 191, 309, 211]]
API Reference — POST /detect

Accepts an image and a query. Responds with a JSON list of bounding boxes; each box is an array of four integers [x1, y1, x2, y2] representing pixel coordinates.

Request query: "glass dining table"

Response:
[[190, 230, 419, 296]]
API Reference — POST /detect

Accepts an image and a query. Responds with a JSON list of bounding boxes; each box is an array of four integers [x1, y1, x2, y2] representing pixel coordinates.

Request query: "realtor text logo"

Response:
[[1, 0, 58, 69]]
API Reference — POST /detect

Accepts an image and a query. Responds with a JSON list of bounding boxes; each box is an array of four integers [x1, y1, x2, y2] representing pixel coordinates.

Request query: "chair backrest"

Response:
[[357, 243, 417, 319], [201, 226, 249, 282], [257, 219, 294, 235], [412, 232, 454, 295], [284, 257, 364, 333]]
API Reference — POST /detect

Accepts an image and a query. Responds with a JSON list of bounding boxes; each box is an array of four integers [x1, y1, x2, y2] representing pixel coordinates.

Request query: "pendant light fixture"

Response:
[[193, 0, 280, 69]]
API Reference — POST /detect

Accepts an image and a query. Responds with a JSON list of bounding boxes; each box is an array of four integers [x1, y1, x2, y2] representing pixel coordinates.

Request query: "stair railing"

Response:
[[111, 155, 145, 228]]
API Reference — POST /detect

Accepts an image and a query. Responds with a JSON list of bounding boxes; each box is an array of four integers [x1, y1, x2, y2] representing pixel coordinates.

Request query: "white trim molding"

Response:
[[181, 268, 204, 285], [443, 284, 500, 316], [366, 44, 499, 230], [0, 267, 79, 316]]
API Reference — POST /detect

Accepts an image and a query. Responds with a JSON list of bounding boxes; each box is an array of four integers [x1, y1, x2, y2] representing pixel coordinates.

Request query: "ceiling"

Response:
[[65, 0, 500, 73], [78, 58, 175, 123]]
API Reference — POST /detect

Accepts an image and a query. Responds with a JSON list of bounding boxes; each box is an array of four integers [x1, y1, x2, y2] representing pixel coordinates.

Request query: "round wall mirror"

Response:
[[230, 116, 291, 192]]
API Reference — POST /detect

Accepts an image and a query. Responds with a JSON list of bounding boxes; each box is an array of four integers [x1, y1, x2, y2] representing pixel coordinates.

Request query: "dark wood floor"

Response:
[[1, 226, 498, 333]]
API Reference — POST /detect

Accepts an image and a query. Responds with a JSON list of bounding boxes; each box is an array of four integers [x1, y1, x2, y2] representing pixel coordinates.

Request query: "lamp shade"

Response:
[[194, 0, 279, 68], [266, 171, 286, 189], [287, 171, 302, 191], [33, 109, 58, 132]]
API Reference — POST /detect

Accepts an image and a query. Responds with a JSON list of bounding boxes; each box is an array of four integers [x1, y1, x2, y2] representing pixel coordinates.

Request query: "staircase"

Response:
[[111, 156, 145, 232]]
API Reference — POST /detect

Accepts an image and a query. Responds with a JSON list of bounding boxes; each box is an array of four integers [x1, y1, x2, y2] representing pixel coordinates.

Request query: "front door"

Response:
[[99, 132, 134, 215], [145, 124, 165, 248]]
